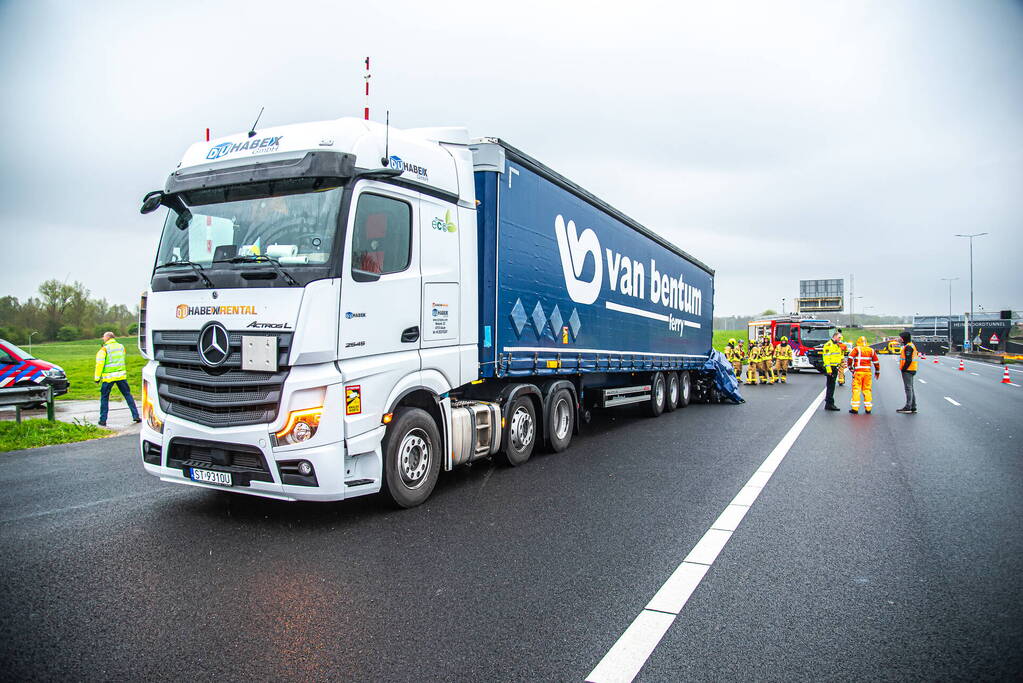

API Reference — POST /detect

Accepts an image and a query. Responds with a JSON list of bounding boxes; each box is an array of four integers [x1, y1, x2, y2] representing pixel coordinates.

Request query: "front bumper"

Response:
[[141, 420, 363, 501], [792, 355, 813, 369], [41, 376, 70, 397]]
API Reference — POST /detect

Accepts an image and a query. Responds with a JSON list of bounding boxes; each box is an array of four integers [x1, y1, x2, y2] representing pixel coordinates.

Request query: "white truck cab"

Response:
[[140, 118, 479, 505]]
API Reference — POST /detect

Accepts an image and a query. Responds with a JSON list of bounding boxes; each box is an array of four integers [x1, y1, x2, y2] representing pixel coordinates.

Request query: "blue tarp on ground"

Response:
[[703, 349, 744, 404]]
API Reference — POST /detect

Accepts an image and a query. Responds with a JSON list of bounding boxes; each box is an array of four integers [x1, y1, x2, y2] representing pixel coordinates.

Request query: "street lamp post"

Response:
[[954, 233, 987, 351], [940, 277, 958, 346], [782, 298, 786, 314], [850, 295, 863, 328]]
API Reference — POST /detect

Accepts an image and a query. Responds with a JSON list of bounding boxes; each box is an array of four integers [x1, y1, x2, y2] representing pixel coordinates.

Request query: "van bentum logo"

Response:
[[198, 323, 230, 367]]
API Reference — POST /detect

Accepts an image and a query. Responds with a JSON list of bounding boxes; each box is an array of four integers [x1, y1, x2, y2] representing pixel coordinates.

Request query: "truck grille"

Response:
[[153, 330, 292, 428]]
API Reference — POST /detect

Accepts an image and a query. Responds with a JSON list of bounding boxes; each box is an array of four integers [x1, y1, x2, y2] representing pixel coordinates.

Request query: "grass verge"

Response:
[[0, 418, 112, 453]]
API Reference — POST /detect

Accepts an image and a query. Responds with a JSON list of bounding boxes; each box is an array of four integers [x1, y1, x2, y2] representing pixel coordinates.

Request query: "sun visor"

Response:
[[165, 151, 356, 196]]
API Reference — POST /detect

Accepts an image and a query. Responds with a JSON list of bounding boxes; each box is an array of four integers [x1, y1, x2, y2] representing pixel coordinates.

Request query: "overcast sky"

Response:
[[1, 0, 1020, 317]]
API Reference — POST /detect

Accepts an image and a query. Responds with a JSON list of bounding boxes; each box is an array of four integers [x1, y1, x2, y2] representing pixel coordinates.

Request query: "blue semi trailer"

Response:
[[138, 118, 720, 507]]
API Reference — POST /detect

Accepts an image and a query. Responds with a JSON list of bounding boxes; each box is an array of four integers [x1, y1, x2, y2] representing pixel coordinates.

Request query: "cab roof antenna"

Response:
[[380, 110, 391, 167], [247, 106, 264, 138]]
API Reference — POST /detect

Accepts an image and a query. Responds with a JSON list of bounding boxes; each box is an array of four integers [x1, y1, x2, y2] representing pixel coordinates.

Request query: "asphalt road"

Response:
[[1, 357, 1020, 681]]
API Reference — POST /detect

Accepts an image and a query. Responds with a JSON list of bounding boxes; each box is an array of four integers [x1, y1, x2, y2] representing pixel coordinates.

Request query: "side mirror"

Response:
[[140, 191, 164, 214]]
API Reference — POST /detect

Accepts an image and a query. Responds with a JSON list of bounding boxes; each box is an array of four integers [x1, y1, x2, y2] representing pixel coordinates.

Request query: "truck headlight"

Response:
[[275, 407, 322, 446], [142, 380, 164, 433]]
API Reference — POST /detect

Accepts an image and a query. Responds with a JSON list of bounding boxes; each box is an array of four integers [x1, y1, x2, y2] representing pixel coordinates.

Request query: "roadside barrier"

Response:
[[1002, 367, 1012, 384]]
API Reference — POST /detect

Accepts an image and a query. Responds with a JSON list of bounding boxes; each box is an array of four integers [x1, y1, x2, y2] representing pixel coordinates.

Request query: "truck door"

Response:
[[418, 195, 462, 386], [340, 183, 422, 363]]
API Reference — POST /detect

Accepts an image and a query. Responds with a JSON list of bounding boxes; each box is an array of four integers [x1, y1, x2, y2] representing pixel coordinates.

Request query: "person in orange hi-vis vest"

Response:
[[847, 336, 880, 414]]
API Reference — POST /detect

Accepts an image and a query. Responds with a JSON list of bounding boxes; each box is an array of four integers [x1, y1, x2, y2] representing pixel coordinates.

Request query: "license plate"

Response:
[[189, 468, 232, 486]]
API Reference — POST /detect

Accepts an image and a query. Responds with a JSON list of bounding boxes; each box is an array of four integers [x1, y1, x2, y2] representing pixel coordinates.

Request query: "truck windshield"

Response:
[[155, 187, 343, 269], [801, 326, 837, 345]]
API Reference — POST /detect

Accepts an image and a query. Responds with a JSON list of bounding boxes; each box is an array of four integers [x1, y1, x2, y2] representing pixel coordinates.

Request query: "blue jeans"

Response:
[[99, 380, 140, 423]]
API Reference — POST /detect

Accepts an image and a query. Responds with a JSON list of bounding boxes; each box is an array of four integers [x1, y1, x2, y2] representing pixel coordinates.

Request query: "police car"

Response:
[[0, 339, 70, 397]]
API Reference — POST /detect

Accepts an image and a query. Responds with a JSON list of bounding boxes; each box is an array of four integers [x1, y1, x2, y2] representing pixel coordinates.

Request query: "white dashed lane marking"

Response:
[[944, 397, 961, 406], [586, 390, 825, 683]]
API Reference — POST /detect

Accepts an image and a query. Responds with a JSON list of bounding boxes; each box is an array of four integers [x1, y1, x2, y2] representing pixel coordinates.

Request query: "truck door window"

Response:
[[351, 194, 412, 276]]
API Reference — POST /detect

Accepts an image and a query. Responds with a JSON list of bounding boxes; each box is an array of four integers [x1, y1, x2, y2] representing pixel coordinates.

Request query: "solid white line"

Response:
[[586, 610, 676, 683], [711, 504, 751, 532], [586, 389, 825, 683], [646, 562, 710, 614], [684, 528, 733, 565], [944, 396, 961, 406]]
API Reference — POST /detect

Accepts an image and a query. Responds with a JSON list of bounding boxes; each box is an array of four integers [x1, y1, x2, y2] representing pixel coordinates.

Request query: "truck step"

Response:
[[600, 384, 652, 408], [603, 394, 650, 408]]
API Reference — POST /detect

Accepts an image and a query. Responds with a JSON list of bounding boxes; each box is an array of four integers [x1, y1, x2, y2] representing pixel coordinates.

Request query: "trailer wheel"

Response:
[[496, 396, 536, 466], [547, 388, 574, 452], [665, 373, 680, 412], [645, 372, 666, 417], [677, 371, 691, 408], [382, 407, 441, 508]]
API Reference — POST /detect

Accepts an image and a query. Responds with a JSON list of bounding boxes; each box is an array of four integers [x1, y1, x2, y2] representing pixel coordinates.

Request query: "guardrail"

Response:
[[0, 385, 55, 423]]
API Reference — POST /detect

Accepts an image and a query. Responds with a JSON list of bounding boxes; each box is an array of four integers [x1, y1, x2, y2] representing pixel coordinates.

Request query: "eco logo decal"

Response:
[[431, 210, 457, 233]]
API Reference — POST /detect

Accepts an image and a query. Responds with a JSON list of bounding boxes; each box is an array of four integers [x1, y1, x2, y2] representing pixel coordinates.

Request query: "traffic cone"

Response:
[[933, 356, 939, 364], [1002, 367, 1011, 384], [958, 359, 965, 371]]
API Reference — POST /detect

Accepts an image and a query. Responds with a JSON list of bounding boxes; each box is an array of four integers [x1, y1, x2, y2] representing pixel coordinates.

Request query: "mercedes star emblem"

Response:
[[198, 322, 230, 367]]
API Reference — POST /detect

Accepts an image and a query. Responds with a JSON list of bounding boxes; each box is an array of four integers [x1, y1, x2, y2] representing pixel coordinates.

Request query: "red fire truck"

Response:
[[747, 315, 838, 373]]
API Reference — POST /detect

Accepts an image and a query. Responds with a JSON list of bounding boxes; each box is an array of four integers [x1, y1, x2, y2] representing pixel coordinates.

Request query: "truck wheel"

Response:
[[547, 388, 574, 452], [677, 371, 691, 408], [496, 396, 536, 466], [645, 372, 666, 417], [665, 372, 680, 412], [382, 407, 441, 508]]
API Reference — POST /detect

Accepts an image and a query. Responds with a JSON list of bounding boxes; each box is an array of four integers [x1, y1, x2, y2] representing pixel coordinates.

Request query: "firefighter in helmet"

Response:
[[774, 335, 794, 383], [759, 337, 776, 385], [746, 338, 760, 385], [724, 338, 745, 384]]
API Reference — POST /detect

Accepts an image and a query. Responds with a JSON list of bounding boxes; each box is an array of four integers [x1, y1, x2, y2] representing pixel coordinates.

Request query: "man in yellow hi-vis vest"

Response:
[[95, 332, 140, 426]]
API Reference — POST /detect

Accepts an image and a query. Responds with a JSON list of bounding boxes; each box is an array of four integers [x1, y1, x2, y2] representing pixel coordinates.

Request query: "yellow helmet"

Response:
[[781, 336, 788, 342], [857, 336, 867, 345], [728, 338, 736, 345]]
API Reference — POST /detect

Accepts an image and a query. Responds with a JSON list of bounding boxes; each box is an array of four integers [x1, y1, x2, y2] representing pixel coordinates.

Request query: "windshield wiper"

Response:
[[154, 260, 214, 287], [213, 255, 299, 286]]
